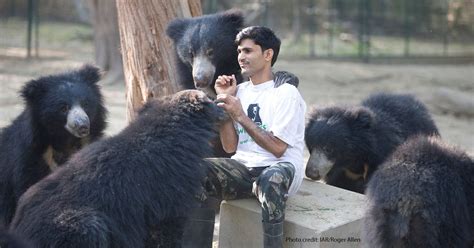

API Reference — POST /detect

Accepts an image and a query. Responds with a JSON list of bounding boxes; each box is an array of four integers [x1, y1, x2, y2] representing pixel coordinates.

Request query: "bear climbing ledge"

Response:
[[218, 179, 366, 248]]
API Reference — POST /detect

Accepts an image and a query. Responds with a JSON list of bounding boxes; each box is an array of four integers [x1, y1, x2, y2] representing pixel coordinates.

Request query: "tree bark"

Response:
[[87, 0, 124, 85], [116, 0, 202, 122]]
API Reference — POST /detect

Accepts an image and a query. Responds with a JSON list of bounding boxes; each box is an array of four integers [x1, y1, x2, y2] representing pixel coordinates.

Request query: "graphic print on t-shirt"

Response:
[[247, 104, 262, 125]]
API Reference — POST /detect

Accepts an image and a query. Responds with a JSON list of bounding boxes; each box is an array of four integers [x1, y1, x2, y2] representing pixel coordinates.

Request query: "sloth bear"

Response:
[[363, 136, 474, 247], [304, 93, 439, 193], [10, 90, 224, 248], [0, 65, 107, 226]]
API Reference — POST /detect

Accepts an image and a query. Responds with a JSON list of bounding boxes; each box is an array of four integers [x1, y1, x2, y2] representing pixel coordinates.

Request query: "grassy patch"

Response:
[[0, 18, 93, 57], [280, 33, 474, 58]]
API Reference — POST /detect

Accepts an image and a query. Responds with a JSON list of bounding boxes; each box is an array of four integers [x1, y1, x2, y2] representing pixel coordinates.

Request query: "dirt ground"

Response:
[[1, 50, 472, 154]]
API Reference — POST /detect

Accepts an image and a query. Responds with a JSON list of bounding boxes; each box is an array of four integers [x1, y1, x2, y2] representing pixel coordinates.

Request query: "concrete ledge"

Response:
[[218, 179, 366, 248]]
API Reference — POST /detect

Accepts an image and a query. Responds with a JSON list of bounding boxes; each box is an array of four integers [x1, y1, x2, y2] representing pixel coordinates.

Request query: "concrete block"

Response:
[[218, 179, 366, 248]]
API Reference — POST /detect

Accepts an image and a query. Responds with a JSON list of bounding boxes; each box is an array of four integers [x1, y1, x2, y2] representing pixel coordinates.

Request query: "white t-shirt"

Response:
[[231, 80, 306, 196]]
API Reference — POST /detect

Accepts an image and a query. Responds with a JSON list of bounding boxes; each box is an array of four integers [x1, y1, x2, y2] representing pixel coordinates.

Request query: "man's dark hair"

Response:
[[235, 26, 281, 66]]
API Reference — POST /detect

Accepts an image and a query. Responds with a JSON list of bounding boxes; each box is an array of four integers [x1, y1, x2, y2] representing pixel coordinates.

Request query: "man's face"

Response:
[[237, 39, 271, 78]]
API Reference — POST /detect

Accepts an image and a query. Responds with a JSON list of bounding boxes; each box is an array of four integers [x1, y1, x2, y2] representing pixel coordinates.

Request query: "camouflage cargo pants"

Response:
[[200, 158, 295, 223]]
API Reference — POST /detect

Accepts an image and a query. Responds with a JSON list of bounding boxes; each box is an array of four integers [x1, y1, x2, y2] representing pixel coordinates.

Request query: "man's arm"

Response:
[[236, 114, 288, 158], [215, 74, 288, 157], [215, 75, 239, 153], [217, 93, 288, 158], [219, 119, 238, 153]]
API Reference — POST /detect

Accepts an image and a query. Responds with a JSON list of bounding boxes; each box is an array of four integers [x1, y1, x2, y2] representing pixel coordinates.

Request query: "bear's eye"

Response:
[[60, 104, 69, 113], [206, 49, 214, 57]]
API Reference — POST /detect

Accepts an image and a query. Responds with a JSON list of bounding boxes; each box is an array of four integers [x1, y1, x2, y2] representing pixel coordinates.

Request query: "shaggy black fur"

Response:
[[9, 90, 224, 247], [0, 227, 32, 248], [0, 65, 107, 227], [304, 93, 439, 193], [363, 136, 474, 247], [166, 9, 244, 93]]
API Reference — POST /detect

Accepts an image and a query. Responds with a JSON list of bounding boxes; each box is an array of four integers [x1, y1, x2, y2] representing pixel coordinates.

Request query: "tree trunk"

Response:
[[116, 0, 202, 122], [87, 0, 124, 85]]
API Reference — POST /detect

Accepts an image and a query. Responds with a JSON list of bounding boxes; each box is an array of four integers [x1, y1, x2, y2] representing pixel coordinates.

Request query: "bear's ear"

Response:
[[347, 107, 374, 129], [220, 9, 245, 29], [166, 18, 189, 42], [20, 79, 46, 103], [78, 64, 102, 85]]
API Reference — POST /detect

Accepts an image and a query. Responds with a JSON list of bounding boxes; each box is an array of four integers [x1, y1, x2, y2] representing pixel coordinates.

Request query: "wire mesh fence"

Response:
[[1, 0, 473, 61], [205, 0, 474, 61]]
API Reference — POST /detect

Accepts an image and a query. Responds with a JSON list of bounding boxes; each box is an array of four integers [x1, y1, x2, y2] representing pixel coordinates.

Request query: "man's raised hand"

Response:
[[215, 74, 237, 96]]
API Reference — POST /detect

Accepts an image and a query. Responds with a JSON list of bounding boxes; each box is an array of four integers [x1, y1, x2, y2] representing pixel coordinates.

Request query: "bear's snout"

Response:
[[193, 75, 212, 88], [192, 54, 215, 89], [305, 149, 333, 181], [75, 121, 90, 137], [65, 105, 90, 138]]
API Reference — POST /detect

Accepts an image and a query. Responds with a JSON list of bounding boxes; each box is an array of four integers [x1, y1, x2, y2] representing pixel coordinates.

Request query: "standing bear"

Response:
[[9, 90, 225, 248], [166, 9, 299, 97], [166, 9, 244, 96], [0, 65, 107, 227], [363, 136, 474, 247], [304, 93, 439, 193]]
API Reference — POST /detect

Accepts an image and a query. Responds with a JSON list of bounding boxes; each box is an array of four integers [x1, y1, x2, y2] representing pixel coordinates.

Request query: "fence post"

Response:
[[442, 0, 449, 56], [308, 0, 317, 58], [34, 0, 40, 58], [358, 0, 370, 62], [9, 0, 16, 18], [327, 6, 335, 57], [26, 0, 40, 59], [262, 0, 271, 27], [365, 0, 371, 62], [27, 0, 33, 58], [403, 0, 411, 57], [358, 0, 363, 59]]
